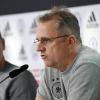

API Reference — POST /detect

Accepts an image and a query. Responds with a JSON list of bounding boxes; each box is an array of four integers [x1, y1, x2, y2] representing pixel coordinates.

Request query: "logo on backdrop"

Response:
[[30, 19, 37, 34], [18, 45, 27, 60], [88, 11, 96, 22], [17, 19, 25, 35], [87, 11, 99, 28], [3, 22, 12, 37]]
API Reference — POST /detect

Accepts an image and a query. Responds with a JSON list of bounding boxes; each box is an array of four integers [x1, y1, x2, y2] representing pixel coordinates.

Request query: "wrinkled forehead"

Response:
[[37, 19, 59, 29], [36, 20, 60, 38]]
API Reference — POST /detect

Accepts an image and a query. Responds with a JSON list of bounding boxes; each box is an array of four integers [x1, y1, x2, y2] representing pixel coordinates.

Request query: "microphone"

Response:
[[9, 64, 28, 78], [0, 64, 29, 84]]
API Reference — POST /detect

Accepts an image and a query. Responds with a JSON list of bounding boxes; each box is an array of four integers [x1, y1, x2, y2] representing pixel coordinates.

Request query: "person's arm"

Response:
[[8, 70, 38, 100], [67, 63, 100, 100]]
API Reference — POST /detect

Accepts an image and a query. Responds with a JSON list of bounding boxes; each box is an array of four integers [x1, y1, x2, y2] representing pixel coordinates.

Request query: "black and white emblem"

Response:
[[52, 82, 63, 99]]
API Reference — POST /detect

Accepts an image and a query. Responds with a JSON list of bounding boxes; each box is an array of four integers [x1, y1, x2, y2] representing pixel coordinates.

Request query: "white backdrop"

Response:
[[0, 4, 100, 83]]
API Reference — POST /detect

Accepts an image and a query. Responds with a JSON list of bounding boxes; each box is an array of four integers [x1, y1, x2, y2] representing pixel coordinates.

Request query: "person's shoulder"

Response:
[[11, 69, 38, 88], [76, 45, 100, 65], [16, 69, 36, 81], [5, 62, 35, 80], [71, 45, 100, 73]]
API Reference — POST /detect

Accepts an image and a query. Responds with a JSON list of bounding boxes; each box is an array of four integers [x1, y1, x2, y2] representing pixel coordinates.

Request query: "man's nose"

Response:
[[36, 43, 46, 52]]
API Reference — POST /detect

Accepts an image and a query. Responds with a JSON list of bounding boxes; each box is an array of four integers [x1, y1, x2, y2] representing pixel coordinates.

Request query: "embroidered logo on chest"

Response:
[[52, 78, 63, 99]]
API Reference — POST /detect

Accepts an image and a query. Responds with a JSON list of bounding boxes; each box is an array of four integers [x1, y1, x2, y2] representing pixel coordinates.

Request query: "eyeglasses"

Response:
[[33, 35, 69, 45]]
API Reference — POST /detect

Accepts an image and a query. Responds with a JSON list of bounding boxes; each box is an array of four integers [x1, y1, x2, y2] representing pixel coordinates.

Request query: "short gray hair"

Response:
[[38, 6, 82, 43]]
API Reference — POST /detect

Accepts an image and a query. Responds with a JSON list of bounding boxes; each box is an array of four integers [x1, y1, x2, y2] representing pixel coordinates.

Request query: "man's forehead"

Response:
[[37, 20, 59, 28]]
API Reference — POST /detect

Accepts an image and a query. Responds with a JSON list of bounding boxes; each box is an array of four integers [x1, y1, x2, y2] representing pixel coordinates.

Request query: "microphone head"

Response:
[[9, 69, 20, 78], [20, 64, 29, 71], [9, 64, 29, 78]]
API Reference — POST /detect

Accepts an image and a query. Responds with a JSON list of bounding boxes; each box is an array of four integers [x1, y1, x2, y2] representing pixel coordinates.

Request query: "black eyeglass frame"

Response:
[[33, 34, 69, 45]]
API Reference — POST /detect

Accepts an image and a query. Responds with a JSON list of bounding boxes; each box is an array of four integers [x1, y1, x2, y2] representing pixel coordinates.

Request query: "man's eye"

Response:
[[42, 38, 51, 43]]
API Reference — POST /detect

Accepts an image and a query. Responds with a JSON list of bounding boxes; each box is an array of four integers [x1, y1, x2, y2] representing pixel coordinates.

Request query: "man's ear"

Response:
[[68, 35, 76, 45]]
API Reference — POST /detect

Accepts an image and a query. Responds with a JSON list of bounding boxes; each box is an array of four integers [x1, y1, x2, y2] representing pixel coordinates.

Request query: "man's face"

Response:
[[35, 20, 70, 69]]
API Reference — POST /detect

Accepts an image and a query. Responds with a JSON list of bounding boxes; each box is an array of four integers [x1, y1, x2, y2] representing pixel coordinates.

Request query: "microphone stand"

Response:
[[0, 76, 9, 84]]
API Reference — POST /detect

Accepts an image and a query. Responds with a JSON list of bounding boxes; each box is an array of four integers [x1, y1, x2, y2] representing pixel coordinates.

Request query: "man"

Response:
[[0, 33, 38, 100], [34, 6, 100, 100]]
